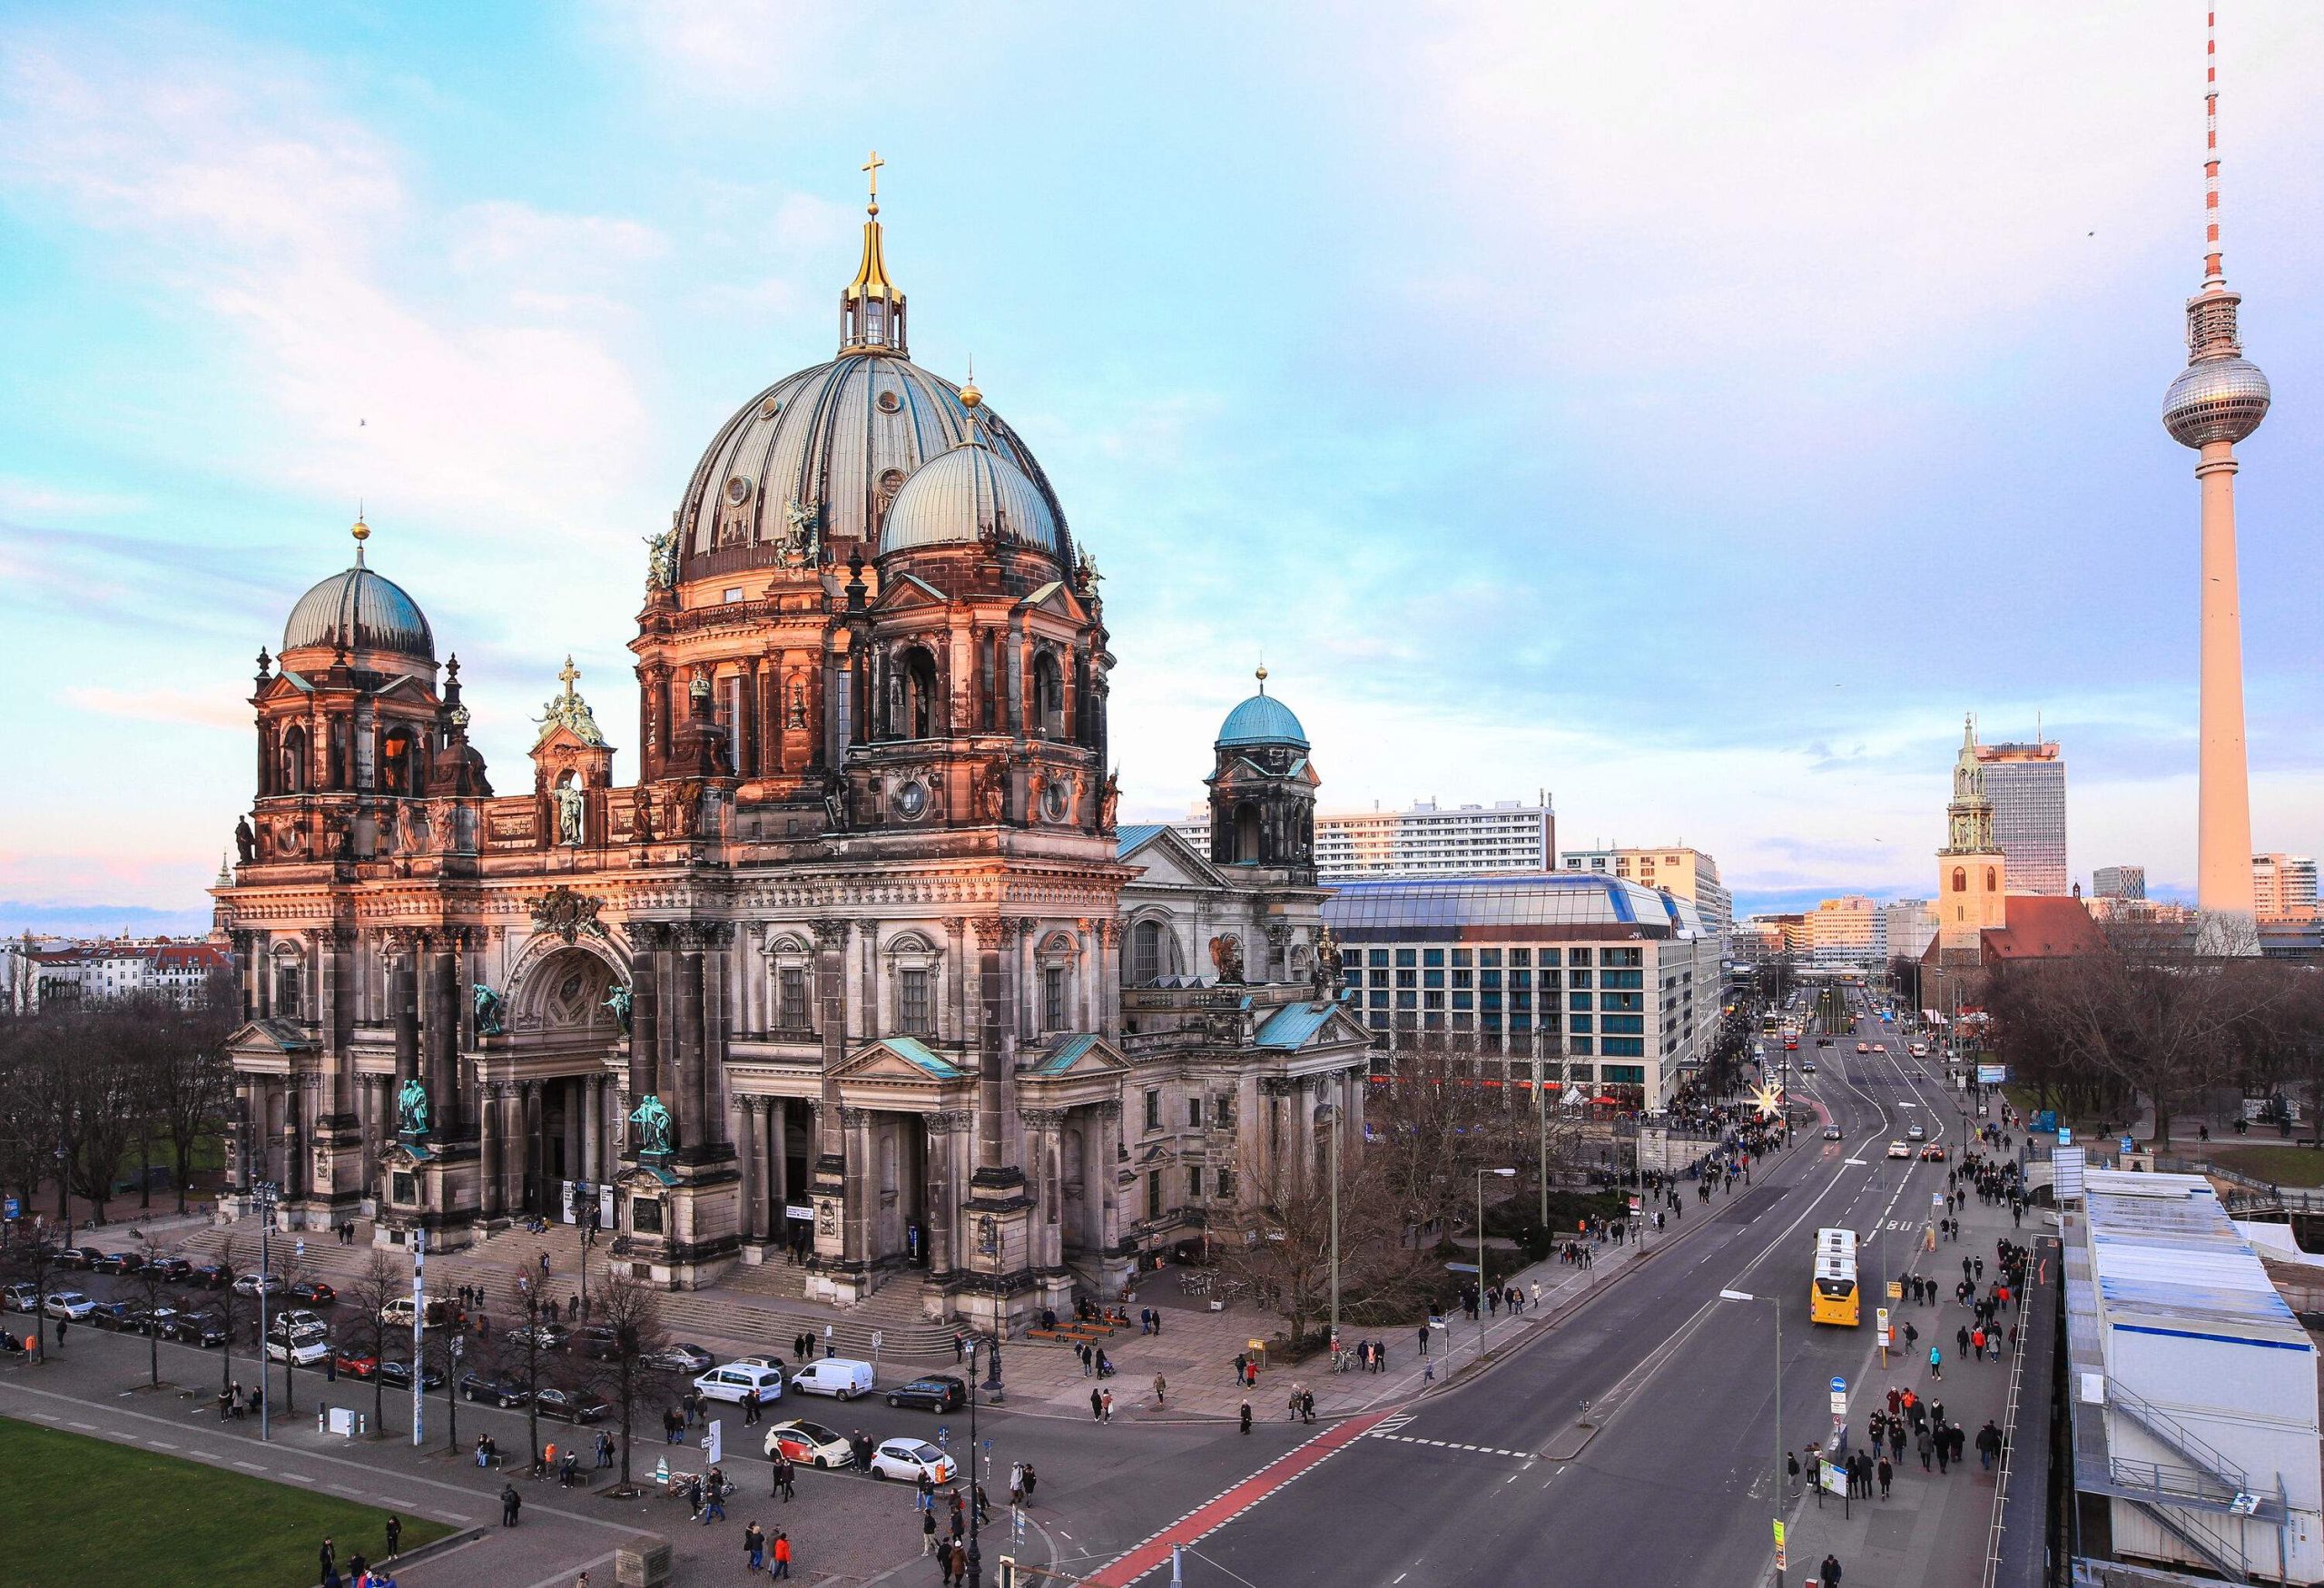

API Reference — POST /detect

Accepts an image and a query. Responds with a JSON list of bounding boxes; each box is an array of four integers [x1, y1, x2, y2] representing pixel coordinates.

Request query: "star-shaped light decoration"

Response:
[[1748, 1077, 1785, 1122]]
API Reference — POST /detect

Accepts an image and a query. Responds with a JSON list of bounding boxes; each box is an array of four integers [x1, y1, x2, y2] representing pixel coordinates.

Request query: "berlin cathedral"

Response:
[[216, 171, 1370, 1328]]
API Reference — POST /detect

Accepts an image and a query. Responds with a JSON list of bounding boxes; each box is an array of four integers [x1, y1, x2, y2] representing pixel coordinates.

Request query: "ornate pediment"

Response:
[[833, 1037, 973, 1086], [530, 885, 607, 944]]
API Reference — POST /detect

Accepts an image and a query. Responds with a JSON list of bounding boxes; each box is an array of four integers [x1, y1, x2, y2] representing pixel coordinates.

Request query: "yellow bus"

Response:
[[1810, 1227, 1860, 1326]]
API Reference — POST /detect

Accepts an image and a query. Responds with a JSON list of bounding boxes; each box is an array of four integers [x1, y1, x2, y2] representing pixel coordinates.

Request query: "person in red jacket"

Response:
[[770, 1530, 793, 1579]]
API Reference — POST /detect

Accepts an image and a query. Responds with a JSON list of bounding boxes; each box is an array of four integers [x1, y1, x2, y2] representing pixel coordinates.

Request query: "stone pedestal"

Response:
[[289, 1113, 367, 1230], [372, 1138, 481, 1254], [614, 1155, 742, 1289]]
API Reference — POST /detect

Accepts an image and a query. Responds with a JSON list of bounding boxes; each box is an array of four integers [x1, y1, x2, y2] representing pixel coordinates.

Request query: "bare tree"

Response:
[[1, 1221, 63, 1363], [1367, 1042, 1530, 1242], [345, 1248, 402, 1437], [145, 997, 234, 1215], [499, 1274, 550, 1471], [127, 1228, 185, 1386], [584, 1267, 671, 1494], [204, 1232, 255, 1404]]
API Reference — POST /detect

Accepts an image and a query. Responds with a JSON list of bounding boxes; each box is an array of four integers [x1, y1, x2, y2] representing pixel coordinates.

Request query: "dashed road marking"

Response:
[[1365, 1431, 1531, 1460], [234, 1460, 266, 1471]]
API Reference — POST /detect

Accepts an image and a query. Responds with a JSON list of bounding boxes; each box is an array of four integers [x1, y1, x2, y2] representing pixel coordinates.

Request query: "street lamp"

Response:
[[1313, 1102, 1340, 1351], [1719, 1287, 1784, 1588], [963, 1333, 1001, 1588], [251, 1179, 280, 1441], [1475, 1167, 1514, 1363]]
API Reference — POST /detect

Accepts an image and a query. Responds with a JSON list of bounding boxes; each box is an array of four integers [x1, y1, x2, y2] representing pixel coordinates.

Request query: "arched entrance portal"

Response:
[[492, 946, 624, 1220]]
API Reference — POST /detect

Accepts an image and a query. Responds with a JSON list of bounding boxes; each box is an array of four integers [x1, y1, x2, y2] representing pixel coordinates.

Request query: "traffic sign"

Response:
[[1445, 1261, 1481, 1274], [703, 1418, 724, 1465], [2, 1197, 16, 1220], [937, 1425, 950, 1447]]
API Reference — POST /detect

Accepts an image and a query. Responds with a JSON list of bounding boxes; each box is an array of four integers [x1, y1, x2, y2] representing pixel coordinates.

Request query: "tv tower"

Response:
[[2161, 8, 2269, 939]]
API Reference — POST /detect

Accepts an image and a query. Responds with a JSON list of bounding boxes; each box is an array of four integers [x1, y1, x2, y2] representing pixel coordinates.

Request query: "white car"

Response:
[[232, 1273, 287, 1298], [1, 1283, 37, 1313], [266, 1323, 331, 1366], [1886, 1140, 1911, 1159], [869, 1437, 955, 1485], [763, 1417, 853, 1467], [1908, 1042, 1928, 1058], [1906, 1123, 1926, 1141], [44, 1290, 96, 1319], [694, 1361, 784, 1406]]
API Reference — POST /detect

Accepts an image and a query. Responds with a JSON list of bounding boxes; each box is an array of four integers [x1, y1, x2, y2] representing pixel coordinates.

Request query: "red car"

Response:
[[333, 1346, 379, 1379], [1919, 1144, 1947, 1162]]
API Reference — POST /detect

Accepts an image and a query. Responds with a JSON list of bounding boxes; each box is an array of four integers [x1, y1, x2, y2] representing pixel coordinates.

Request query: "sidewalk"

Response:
[[1774, 1114, 2040, 1588]]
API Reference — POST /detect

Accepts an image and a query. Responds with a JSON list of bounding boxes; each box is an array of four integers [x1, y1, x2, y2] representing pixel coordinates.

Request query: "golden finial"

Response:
[[1256, 664, 1269, 693], [351, 508, 370, 566], [862, 149, 884, 216], [960, 355, 980, 409]]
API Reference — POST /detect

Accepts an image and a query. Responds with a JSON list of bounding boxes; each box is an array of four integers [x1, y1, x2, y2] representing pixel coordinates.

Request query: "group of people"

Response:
[[1333, 1336, 1397, 1373], [313, 1520, 400, 1588]]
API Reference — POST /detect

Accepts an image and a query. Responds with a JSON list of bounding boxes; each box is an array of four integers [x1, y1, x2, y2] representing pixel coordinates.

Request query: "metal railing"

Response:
[[2124, 1494, 2250, 1583], [2104, 1379, 2251, 1496]]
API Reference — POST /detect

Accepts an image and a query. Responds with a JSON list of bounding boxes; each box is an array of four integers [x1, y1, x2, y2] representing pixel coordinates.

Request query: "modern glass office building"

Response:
[[1974, 741, 2069, 896], [1322, 874, 1719, 1106]]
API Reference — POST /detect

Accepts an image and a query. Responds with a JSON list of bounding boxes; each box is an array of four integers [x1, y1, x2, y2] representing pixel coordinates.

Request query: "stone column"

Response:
[[674, 928, 705, 1152], [523, 1080, 545, 1215], [855, 919, 880, 1040], [627, 925, 661, 1130], [764, 1099, 785, 1228], [1021, 1107, 1065, 1270], [842, 1106, 875, 1264], [924, 1112, 962, 1274], [390, 936, 419, 1090], [735, 1096, 761, 1243], [812, 921, 848, 1178], [478, 1080, 501, 1215]]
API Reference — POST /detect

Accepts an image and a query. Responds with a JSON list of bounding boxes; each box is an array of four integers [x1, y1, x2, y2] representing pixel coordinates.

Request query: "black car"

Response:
[[534, 1387, 611, 1424], [287, 1280, 337, 1307], [572, 1325, 621, 1361], [187, 1264, 232, 1290], [92, 1251, 145, 1275], [153, 1307, 228, 1347], [457, 1370, 531, 1407], [147, 1258, 192, 1283], [378, 1359, 447, 1392], [57, 1246, 105, 1271], [885, 1375, 968, 1412], [91, 1300, 153, 1333]]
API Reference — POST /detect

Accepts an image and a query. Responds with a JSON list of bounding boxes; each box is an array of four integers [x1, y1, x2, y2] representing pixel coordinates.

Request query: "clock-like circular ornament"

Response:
[[1040, 780, 1069, 823], [894, 780, 929, 820]]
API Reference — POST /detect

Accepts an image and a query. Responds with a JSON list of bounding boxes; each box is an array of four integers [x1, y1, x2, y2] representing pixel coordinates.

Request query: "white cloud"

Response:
[[58, 685, 249, 732]]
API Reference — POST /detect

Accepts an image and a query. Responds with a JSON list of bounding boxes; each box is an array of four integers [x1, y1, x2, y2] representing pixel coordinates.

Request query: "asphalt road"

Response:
[[1165, 992, 1975, 1588]]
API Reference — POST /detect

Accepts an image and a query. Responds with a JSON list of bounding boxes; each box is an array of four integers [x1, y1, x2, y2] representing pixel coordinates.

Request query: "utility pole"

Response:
[[252, 1180, 278, 1441]]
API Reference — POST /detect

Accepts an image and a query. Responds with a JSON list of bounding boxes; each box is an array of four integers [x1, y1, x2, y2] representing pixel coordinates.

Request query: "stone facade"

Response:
[[213, 194, 1365, 1330]]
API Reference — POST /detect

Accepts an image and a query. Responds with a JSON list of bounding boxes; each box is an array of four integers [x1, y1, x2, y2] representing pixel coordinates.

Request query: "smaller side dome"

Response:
[[1218, 668, 1307, 749], [880, 440, 1068, 560], [282, 565, 436, 662]]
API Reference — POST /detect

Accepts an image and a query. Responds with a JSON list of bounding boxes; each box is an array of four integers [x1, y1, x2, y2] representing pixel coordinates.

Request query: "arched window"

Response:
[[901, 646, 940, 740], [1032, 651, 1063, 737], [1130, 919, 1167, 986], [1985, 866, 1997, 892], [281, 725, 308, 794], [1951, 866, 1966, 893], [381, 725, 416, 796], [1232, 803, 1262, 864]]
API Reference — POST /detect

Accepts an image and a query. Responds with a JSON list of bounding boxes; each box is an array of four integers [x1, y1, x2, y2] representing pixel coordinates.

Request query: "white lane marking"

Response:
[[234, 1460, 266, 1471]]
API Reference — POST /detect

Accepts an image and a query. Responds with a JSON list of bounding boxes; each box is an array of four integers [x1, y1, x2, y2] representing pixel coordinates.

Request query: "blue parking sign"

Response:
[[2, 1197, 17, 1219]]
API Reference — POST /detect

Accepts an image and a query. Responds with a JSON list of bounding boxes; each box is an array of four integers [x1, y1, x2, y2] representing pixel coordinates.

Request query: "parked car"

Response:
[[0, 1283, 38, 1313], [868, 1438, 954, 1484], [333, 1346, 380, 1378], [44, 1290, 97, 1319], [378, 1358, 445, 1392], [91, 1300, 153, 1332], [694, 1362, 784, 1406], [231, 1272, 286, 1298], [147, 1258, 192, 1283], [288, 1280, 337, 1307], [763, 1418, 854, 1466], [1886, 1140, 1911, 1159], [458, 1370, 531, 1407], [153, 1307, 228, 1347], [266, 1322, 331, 1366], [884, 1376, 967, 1413], [789, 1358, 875, 1401], [378, 1296, 453, 1329], [641, 1342, 714, 1374], [507, 1321, 569, 1353], [57, 1247, 105, 1271], [571, 1325, 621, 1361], [92, 1251, 145, 1275], [534, 1387, 611, 1424], [187, 1264, 232, 1290]]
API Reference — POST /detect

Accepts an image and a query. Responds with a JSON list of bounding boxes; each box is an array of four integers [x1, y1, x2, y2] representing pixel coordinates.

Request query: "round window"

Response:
[[877, 467, 906, 498], [759, 398, 781, 420], [724, 475, 753, 506], [1041, 780, 1069, 822], [894, 781, 928, 820], [876, 390, 901, 413]]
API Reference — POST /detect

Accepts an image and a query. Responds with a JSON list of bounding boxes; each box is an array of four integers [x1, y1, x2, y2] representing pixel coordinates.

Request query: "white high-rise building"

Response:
[[2253, 855, 2319, 922], [1883, 901, 1937, 963], [1177, 796, 1557, 880]]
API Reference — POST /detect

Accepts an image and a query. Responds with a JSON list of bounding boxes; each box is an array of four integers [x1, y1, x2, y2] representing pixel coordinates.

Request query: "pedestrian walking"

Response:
[[771, 1530, 793, 1579], [1877, 1455, 1893, 1499], [1239, 1398, 1252, 1435], [922, 1510, 938, 1555], [743, 1520, 767, 1572], [320, 1537, 336, 1585], [1821, 1553, 1842, 1588], [1089, 1386, 1104, 1421], [1928, 1345, 1943, 1381], [501, 1483, 523, 1526], [1101, 1387, 1114, 1422], [1154, 1373, 1167, 1408]]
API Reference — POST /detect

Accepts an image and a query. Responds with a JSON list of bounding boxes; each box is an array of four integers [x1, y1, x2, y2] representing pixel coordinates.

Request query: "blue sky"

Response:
[[3, 2, 2320, 932]]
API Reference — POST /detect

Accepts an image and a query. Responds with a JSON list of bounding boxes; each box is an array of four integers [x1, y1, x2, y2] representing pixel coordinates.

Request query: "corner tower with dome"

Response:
[[211, 167, 1366, 1330]]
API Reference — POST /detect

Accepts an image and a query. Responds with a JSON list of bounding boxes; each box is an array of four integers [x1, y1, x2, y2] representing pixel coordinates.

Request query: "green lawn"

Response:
[[2203, 1143, 2324, 1189], [0, 1415, 452, 1587]]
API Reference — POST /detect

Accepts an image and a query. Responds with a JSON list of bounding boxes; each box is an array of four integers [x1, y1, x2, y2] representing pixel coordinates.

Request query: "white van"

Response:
[[694, 1361, 784, 1406], [379, 1295, 453, 1329], [789, 1357, 875, 1401]]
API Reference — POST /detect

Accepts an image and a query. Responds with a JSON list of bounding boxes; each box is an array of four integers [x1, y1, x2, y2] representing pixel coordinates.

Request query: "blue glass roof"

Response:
[[1321, 873, 1704, 938], [1255, 1001, 1336, 1050], [1032, 1033, 1103, 1073]]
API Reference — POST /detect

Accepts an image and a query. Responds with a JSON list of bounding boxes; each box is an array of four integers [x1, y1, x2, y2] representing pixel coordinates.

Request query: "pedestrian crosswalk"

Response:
[[1364, 1428, 1532, 1461]]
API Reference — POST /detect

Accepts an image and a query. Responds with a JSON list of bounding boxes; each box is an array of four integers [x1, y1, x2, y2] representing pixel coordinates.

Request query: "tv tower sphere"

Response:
[[2164, 350, 2270, 449]]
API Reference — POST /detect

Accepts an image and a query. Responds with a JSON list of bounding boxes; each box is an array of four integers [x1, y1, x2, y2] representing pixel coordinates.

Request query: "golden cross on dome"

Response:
[[862, 149, 884, 208], [558, 655, 580, 700]]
